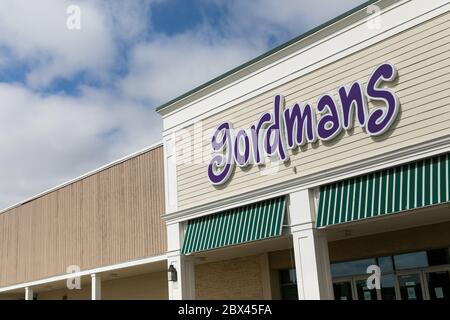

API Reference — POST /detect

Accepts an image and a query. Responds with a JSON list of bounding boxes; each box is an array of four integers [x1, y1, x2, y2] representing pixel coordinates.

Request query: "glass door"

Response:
[[380, 274, 397, 300], [354, 277, 378, 300], [333, 280, 354, 300], [332, 266, 450, 300], [425, 270, 450, 300], [397, 273, 425, 300]]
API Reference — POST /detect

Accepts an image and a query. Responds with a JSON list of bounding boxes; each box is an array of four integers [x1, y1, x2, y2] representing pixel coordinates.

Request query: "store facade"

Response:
[[0, 0, 449, 301], [158, 0, 450, 300]]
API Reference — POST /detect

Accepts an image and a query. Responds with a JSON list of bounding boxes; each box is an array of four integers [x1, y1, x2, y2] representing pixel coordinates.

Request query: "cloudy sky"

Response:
[[0, 0, 366, 209]]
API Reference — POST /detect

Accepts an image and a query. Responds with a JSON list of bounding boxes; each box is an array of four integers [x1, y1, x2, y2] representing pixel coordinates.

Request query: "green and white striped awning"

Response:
[[182, 197, 286, 254], [316, 152, 450, 228]]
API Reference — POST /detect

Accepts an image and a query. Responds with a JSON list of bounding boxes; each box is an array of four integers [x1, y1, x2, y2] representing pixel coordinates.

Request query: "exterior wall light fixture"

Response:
[[168, 264, 178, 282]]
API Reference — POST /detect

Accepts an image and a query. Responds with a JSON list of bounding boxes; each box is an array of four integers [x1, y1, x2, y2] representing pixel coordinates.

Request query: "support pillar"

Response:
[[292, 228, 333, 300], [91, 274, 101, 300], [24, 287, 34, 300], [289, 189, 334, 300], [167, 253, 195, 300], [167, 222, 195, 300]]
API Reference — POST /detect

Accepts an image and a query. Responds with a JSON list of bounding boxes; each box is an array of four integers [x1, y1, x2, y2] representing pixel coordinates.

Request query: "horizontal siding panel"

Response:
[[175, 28, 450, 153], [177, 67, 450, 185], [180, 122, 450, 206], [181, 130, 450, 207], [178, 110, 450, 203], [176, 12, 450, 210], [176, 57, 450, 177], [178, 92, 450, 192], [175, 14, 449, 150]]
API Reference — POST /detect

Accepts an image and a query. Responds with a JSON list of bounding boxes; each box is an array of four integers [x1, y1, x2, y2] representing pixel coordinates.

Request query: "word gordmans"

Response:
[[208, 63, 399, 185]]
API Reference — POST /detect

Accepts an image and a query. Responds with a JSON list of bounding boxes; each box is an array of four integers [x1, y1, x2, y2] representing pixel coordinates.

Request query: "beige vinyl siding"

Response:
[[175, 12, 450, 210], [0, 146, 166, 287]]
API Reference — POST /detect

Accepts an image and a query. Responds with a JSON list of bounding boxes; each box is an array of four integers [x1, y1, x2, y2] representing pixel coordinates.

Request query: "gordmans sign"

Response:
[[208, 63, 400, 185]]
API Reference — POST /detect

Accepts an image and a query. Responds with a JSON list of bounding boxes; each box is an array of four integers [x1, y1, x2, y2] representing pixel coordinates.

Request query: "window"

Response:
[[380, 274, 396, 300], [331, 248, 450, 300], [331, 258, 376, 278], [279, 269, 298, 300], [427, 249, 450, 266], [378, 256, 394, 274], [393, 251, 428, 270], [393, 249, 450, 270]]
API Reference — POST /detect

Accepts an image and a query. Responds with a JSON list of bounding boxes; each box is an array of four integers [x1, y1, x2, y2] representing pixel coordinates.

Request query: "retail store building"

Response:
[[158, 0, 450, 300], [1, 0, 450, 300]]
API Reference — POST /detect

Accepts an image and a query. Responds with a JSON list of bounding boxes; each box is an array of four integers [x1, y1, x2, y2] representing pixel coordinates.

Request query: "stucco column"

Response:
[[91, 274, 101, 300], [167, 222, 195, 300], [289, 189, 334, 300], [24, 287, 34, 300]]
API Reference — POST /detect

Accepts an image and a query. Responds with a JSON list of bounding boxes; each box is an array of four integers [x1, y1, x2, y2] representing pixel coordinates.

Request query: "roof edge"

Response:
[[155, 0, 379, 114], [0, 141, 163, 215]]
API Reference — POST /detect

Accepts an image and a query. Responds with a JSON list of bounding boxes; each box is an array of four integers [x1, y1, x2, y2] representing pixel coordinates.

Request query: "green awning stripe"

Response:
[[182, 197, 286, 254], [316, 152, 450, 228]]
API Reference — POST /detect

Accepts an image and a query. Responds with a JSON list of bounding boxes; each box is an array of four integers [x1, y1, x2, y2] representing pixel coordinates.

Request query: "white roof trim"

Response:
[[0, 141, 163, 215]]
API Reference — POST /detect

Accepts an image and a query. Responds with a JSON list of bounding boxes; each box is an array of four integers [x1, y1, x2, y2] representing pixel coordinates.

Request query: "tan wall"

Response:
[[269, 250, 295, 270], [36, 271, 168, 300], [329, 221, 450, 262], [0, 146, 166, 287], [175, 12, 450, 210], [37, 285, 91, 300], [102, 271, 167, 300], [195, 255, 271, 300]]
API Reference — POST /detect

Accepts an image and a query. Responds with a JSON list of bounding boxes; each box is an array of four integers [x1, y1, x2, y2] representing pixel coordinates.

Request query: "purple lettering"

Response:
[[316, 94, 342, 141], [250, 112, 271, 165], [208, 63, 400, 185], [365, 63, 399, 135], [234, 129, 251, 167], [283, 102, 316, 149], [264, 95, 288, 161], [208, 122, 234, 185], [338, 81, 367, 130]]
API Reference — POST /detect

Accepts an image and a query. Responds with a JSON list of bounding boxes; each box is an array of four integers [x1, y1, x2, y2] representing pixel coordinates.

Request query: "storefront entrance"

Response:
[[332, 248, 450, 300]]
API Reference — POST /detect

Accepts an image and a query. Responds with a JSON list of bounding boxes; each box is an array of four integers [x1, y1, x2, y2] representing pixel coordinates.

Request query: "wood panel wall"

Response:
[[0, 146, 166, 287]]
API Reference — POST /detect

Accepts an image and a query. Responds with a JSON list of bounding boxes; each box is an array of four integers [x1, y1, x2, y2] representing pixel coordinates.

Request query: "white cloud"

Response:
[[120, 30, 265, 103], [0, 83, 161, 208], [100, 0, 158, 43], [0, 1, 110, 87], [0, 0, 155, 88], [120, 0, 367, 104], [215, 0, 368, 38]]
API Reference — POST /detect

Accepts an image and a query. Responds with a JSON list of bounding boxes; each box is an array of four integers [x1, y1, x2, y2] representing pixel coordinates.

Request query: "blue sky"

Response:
[[0, 0, 366, 208]]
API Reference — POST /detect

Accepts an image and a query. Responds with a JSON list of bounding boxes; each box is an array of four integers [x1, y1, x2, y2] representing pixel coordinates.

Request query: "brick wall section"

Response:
[[195, 255, 264, 300]]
